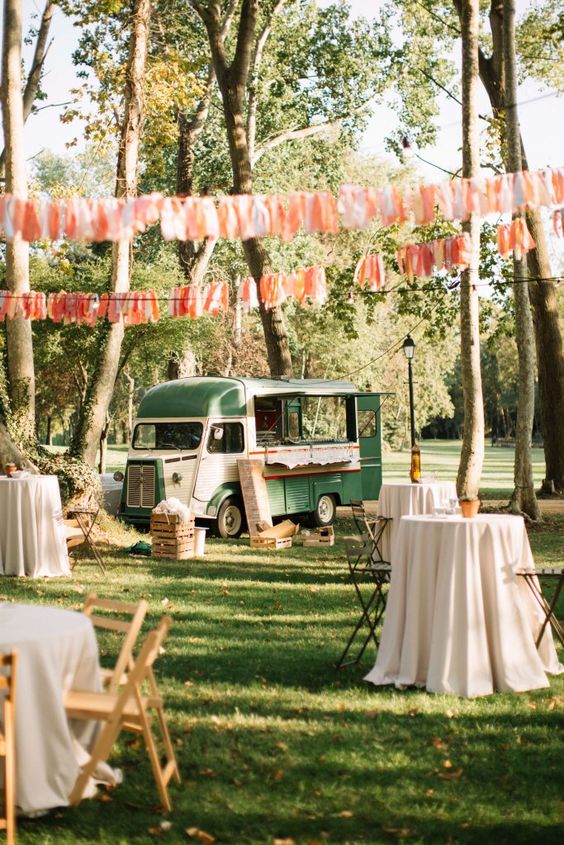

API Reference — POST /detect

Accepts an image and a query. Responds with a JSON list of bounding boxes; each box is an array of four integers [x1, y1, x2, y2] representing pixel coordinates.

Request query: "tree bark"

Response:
[[454, 0, 564, 492], [503, 0, 539, 518], [1, 0, 36, 442], [0, 0, 55, 177], [71, 0, 151, 466], [191, 0, 293, 377], [456, 0, 485, 498]]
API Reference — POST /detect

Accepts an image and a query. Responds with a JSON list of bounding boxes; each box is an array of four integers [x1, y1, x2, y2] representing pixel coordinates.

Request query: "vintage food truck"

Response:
[[117, 376, 385, 537]]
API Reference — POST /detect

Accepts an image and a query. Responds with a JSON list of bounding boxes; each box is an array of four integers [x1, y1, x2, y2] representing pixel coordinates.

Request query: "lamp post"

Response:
[[402, 334, 416, 448]]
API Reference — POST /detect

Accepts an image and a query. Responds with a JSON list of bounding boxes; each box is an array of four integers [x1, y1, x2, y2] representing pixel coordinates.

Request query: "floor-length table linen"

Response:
[[0, 475, 70, 577], [377, 480, 457, 561], [0, 603, 102, 814], [364, 514, 563, 697]]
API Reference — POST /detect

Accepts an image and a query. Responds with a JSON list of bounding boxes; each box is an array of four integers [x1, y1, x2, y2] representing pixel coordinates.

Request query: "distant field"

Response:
[[47, 439, 545, 500]]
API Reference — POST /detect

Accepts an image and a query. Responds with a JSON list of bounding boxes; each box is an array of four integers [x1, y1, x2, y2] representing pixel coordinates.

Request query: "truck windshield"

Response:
[[133, 422, 203, 451]]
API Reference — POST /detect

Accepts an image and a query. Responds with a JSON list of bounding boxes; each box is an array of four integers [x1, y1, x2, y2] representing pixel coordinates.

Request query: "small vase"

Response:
[[460, 499, 480, 518]]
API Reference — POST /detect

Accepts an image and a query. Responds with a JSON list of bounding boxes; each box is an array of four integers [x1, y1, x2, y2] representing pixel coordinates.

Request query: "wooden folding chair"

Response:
[[0, 651, 17, 845], [516, 567, 564, 648], [66, 505, 106, 574], [336, 537, 391, 669], [83, 594, 149, 694], [64, 616, 180, 813]]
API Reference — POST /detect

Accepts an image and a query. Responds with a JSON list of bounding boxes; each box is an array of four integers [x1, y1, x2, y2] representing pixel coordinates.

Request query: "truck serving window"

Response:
[[133, 422, 203, 450]]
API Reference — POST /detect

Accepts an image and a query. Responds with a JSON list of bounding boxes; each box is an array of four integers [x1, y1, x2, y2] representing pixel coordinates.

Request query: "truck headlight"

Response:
[[113, 471, 124, 482]]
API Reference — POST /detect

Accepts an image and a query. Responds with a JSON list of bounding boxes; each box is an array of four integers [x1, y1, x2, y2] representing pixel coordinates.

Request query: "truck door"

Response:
[[357, 395, 383, 501]]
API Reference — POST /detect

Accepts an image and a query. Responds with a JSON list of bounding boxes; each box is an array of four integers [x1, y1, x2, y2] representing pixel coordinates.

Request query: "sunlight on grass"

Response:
[[5, 516, 563, 845]]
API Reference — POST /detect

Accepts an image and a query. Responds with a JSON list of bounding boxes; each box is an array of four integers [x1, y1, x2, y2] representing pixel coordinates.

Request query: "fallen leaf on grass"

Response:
[[275, 740, 288, 751], [383, 828, 414, 838], [407, 707, 419, 716], [437, 767, 464, 781], [186, 828, 216, 844], [273, 839, 296, 845], [161, 598, 170, 606], [366, 710, 380, 718], [97, 792, 113, 802], [199, 768, 215, 777], [443, 759, 453, 769], [338, 811, 353, 818], [432, 737, 449, 750], [424, 789, 434, 796], [306, 840, 324, 845], [309, 585, 320, 593], [272, 768, 285, 781]]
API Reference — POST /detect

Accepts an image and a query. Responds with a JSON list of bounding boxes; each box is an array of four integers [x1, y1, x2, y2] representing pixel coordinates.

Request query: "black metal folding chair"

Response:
[[336, 536, 391, 669], [66, 504, 106, 573], [516, 567, 564, 649], [349, 499, 391, 571]]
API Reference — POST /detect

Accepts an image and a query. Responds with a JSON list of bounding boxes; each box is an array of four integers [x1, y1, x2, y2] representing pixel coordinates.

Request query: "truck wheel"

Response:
[[216, 497, 245, 539], [312, 493, 336, 527]]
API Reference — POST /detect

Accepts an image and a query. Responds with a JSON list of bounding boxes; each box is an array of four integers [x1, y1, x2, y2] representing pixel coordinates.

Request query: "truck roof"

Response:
[[137, 376, 379, 419]]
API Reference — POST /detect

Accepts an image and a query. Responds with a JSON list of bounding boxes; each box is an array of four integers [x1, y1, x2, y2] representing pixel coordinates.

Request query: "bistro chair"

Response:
[[349, 499, 391, 571], [65, 504, 106, 574], [82, 594, 149, 693], [64, 616, 180, 813], [336, 537, 391, 669], [516, 567, 564, 649], [0, 651, 17, 845]]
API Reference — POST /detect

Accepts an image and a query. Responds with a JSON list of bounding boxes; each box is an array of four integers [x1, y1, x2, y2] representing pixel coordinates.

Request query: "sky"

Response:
[[6, 0, 564, 184]]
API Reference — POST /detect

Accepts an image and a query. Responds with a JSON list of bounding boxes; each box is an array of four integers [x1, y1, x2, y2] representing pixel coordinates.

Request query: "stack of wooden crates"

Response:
[[150, 511, 195, 559]]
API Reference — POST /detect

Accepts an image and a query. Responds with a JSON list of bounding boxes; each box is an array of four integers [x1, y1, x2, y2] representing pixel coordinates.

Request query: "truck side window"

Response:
[[207, 422, 245, 454]]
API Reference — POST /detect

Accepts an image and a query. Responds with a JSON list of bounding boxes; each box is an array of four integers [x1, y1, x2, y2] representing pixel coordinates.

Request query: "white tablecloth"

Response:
[[377, 480, 457, 561], [364, 514, 563, 697], [0, 603, 102, 814], [0, 476, 70, 577]]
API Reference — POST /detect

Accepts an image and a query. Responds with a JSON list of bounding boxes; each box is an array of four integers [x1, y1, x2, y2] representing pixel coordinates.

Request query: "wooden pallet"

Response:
[[250, 535, 293, 550]]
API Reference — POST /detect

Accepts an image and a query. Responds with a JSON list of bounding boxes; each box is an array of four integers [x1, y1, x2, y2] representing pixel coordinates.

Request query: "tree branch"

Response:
[[252, 118, 341, 166], [247, 0, 286, 164], [230, 0, 258, 89]]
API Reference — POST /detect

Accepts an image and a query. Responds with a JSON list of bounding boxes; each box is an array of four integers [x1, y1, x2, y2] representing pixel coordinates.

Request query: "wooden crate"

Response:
[[150, 511, 195, 559], [250, 535, 293, 551], [303, 526, 335, 547]]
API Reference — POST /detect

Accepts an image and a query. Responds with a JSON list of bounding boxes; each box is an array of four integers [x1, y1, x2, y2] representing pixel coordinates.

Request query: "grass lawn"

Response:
[[2, 513, 563, 845], [81, 439, 547, 502]]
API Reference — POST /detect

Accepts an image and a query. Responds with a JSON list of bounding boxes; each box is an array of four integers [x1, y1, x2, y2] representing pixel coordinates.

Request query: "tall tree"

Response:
[[1, 0, 36, 440], [456, 0, 484, 498], [0, 0, 55, 176], [71, 0, 151, 466], [503, 0, 539, 518], [190, 0, 293, 377]]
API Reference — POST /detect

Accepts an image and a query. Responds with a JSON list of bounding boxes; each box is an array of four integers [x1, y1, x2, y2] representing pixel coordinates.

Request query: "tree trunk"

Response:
[[456, 0, 485, 498], [71, 0, 151, 466], [0, 0, 55, 177], [503, 0, 539, 518], [1, 0, 36, 442], [193, 0, 293, 377], [454, 0, 564, 492]]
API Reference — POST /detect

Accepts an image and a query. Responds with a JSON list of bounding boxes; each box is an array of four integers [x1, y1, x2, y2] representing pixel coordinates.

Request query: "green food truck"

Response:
[[117, 376, 385, 537]]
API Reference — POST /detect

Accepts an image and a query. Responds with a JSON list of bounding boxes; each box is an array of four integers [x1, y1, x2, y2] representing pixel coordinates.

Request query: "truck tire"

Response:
[[312, 493, 336, 527], [216, 496, 245, 539]]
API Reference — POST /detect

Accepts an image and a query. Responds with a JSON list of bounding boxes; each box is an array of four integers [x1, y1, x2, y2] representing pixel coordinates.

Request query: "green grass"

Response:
[[383, 440, 547, 500], [3, 515, 563, 845]]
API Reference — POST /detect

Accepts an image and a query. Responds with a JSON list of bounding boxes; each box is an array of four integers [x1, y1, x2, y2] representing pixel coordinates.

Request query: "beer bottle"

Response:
[[410, 443, 421, 483]]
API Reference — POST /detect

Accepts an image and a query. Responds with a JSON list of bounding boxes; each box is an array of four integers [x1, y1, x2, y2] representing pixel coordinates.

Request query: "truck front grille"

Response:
[[126, 464, 156, 509]]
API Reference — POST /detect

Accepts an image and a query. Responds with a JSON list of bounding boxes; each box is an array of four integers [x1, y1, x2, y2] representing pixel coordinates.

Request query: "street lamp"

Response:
[[402, 334, 416, 448]]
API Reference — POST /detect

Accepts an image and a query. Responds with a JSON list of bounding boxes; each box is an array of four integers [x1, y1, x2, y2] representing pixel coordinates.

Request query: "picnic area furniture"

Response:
[[0, 651, 17, 845], [0, 603, 105, 814], [66, 504, 106, 573], [364, 514, 563, 697], [376, 479, 458, 561], [0, 475, 70, 578], [64, 616, 180, 813], [516, 567, 564, 649]]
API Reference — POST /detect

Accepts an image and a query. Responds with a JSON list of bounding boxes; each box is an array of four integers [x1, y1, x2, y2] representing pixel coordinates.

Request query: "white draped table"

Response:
[[0, 604, 103, 814], [0, 475, 70, 577], [364, 514, 563, 697], [377, 479, 457, 562]]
